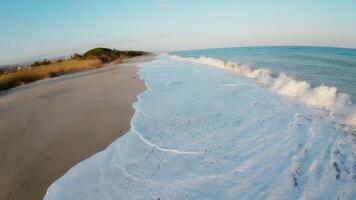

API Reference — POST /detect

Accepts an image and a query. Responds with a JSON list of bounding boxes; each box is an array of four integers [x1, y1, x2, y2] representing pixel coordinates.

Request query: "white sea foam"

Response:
[[45, 55, 356, 200], [168, 54, 356, 126], [131, 126, 202, 154]]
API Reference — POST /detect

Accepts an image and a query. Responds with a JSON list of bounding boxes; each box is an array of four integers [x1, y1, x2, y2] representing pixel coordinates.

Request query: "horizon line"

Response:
[[2, 44, 356, 66]]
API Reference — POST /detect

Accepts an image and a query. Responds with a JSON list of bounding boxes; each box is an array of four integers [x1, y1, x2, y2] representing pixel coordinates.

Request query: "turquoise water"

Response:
[[171, 46, 356, 102]]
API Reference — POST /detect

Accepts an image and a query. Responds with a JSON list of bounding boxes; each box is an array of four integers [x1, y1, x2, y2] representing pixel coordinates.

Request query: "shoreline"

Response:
[[44, 53, 356, 199], [0, 54, 155, 200]]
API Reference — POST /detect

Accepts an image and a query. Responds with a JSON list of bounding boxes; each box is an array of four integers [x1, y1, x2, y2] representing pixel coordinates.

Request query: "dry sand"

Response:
[[0, 55, 155, 200]]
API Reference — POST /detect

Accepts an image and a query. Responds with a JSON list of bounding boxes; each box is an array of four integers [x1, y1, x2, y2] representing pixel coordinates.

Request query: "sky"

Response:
[[1, 0, 356, 65]]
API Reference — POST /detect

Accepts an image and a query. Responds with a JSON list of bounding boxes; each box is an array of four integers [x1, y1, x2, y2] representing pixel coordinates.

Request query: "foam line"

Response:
[[112, 154, 146, 182], [131, 126, 202, 155]]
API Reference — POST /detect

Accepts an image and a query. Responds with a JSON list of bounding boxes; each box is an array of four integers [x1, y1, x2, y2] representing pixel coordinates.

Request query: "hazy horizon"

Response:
[[1, 0, 356, 65]]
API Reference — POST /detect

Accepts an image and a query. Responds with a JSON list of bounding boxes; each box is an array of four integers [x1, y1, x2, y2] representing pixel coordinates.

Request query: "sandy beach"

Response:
[[0, 54, 155, 200]]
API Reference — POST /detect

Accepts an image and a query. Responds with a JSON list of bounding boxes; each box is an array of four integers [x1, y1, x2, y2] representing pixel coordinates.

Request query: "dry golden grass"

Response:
[[0, 59, 102, 91]]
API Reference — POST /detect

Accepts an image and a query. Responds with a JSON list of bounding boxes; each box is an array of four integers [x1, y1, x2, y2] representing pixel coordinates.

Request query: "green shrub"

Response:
[[83, 48, 148, 63]]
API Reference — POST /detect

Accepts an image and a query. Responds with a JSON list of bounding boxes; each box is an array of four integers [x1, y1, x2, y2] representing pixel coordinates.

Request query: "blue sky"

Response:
[[1, 0, 356, 64]]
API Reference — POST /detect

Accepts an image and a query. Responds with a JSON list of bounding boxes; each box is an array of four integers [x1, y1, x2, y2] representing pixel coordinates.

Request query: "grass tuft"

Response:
[[0, 59, 102, 91]]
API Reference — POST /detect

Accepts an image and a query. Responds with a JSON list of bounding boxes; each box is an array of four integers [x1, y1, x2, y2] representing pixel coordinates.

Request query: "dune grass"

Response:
[[0, 59, 102, 91]]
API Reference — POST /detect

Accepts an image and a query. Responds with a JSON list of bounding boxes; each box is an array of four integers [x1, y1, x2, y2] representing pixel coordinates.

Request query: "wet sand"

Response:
[[0, 55, 155, 200]]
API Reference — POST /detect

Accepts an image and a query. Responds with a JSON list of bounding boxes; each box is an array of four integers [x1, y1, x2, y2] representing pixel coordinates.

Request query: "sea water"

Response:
[[45, 47, 356, 200], [171, 46, 356, 102]]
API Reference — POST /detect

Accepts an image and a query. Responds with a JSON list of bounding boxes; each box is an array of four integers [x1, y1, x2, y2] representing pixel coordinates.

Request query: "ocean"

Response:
[[45, 47, 356, 200], [171, 46, 356, 102]]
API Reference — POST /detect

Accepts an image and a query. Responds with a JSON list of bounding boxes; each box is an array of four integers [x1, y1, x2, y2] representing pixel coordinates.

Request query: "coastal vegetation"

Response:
[[0, 59, 102, 91], [83, 48, 148, 62], [0, 48, 148, 91]]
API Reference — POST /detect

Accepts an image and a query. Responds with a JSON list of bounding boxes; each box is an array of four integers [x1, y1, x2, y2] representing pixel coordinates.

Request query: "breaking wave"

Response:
[[168, 54, 356, 126]]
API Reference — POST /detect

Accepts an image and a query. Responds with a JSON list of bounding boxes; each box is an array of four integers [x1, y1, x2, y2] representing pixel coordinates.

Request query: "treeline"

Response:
[[77, 48, 148, 63], [29, 48, 149, 67]]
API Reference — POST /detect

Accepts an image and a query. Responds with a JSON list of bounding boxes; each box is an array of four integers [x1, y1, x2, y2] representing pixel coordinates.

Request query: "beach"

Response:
[[1, 0, 354, 199], [0, 54, 155, 200]]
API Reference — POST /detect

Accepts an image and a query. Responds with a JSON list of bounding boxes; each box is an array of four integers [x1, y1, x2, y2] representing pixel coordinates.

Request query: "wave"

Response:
[[167, 54, 356, 127]]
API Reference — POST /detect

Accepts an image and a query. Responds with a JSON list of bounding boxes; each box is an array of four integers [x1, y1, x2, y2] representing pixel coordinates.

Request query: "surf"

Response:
[[45, 51, 356, 200], [168, 54, 356, 127]]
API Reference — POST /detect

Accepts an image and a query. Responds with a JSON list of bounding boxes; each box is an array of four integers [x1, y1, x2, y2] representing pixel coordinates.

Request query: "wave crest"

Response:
[[168, 54, 356, 126]]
